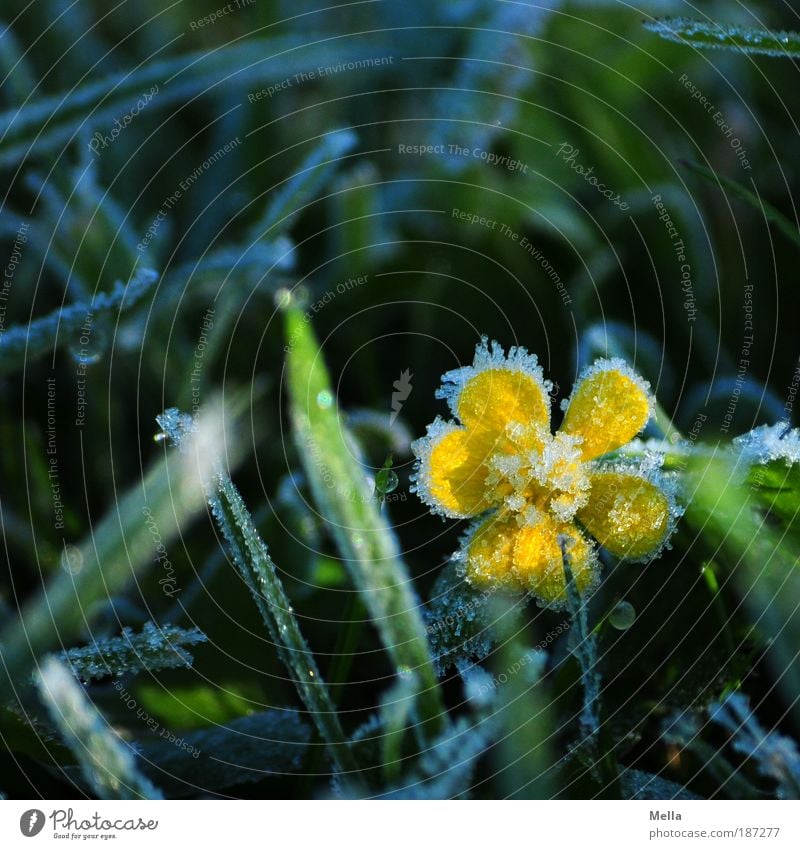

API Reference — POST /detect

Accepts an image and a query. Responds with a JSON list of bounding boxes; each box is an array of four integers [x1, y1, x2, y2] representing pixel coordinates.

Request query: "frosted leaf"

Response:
[[734, 424, 800, 468], [644, 17, 800, 58], [60, 622, 207, 683], [425, 561, 502, 674]]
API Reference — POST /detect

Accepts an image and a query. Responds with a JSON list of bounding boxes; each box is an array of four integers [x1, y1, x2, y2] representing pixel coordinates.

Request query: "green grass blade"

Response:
[[680, 160, 800, 249], [36, 656, 163, 799], [644, 18, 800, 58], [282, 299, 446, 739]]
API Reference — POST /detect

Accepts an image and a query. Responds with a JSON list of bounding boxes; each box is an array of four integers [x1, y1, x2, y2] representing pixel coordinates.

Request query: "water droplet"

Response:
[[375, 469, 399, 495], [609, 600, 636, 630], [307, 668, 315, 678], [72, 349, 102, 366], [274, 288, 293, 309], [61, 544, 84, 575], [316, 390, 333, 409], [397, 665, 413, 679], [153, 432, 167, 443]]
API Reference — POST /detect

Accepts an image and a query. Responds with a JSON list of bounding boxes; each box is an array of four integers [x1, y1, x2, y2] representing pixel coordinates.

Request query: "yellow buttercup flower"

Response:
[[412, 339, 679, 608]]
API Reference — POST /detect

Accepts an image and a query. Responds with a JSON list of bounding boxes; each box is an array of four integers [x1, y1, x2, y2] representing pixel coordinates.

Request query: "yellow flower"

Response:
[[412, 339, 678, 608]]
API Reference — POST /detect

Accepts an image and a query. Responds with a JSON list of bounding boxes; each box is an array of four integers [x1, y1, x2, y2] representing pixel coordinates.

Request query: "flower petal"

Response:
[[437, 338, 551, 437], [464, 512, 598, 606], [513, 514, 598, 606], [577, 470, 672, 560], [412, 419, 493, 518], [464, 514, 523, 590], [560, 358, 653, 460]]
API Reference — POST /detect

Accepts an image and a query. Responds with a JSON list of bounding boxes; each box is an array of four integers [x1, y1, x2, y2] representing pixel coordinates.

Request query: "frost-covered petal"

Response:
[[412, 419, 493, 518], [560, 358, 653, 460], [463, 511, 598, 607], [463, 514, 523, 590], [578, 470, 673, 561], [513, 513, 598, 607], [437, 337, 552, 436]]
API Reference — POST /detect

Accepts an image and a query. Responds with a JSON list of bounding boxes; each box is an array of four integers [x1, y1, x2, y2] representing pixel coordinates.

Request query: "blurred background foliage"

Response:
[[1, 0, 799, 799]]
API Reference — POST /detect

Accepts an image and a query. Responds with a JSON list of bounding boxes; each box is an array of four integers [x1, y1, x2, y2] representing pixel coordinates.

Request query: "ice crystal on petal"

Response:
[[435, 336, 552, 420]]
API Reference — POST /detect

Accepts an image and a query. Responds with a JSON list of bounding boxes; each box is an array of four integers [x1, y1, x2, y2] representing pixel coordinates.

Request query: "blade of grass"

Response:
[[0, 267, 158, 376], [680, 159, 800, 249], [644, 18, 800, 58], [156, 408, 359, 775], [36, 656, 162, 799], [282, 296, 446, 740], [247, 130, 358, 241]]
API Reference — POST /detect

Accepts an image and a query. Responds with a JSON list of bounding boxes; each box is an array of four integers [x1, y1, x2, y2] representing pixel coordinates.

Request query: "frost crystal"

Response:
[[734, 423, 800, 468]]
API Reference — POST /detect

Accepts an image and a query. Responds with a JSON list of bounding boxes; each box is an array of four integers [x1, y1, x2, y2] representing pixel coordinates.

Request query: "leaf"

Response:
[[138, 709, 312, 796], [644, 18, 800, 58], [35, 656, 162, 799], [425, 562, 499, 675], [684, 450, 800, 727], [60, 622, 207, 683], [282, 298, 447, 739], [156, 407, 359, 775], [0, 266, 158, 376], [679, 160, 800, 249]]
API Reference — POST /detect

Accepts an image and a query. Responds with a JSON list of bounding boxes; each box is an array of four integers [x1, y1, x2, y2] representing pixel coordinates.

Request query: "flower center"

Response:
[[485, 422, 591, 523]]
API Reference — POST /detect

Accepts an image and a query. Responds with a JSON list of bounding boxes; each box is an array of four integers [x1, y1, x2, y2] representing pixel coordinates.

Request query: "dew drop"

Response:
[[316, 390, 333, 409], [375, 469, 399, 495], [61, 544, 84, 575], [609, 600, 636, 630], [71, 349, 102, 366], [274, 288, 293, 309], [153, 432, 167, 443]]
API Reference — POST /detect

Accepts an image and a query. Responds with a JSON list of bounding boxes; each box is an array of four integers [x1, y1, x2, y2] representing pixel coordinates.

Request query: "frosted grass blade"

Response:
[[644, 18, 800, 58], [36, 656, 163, 799]]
